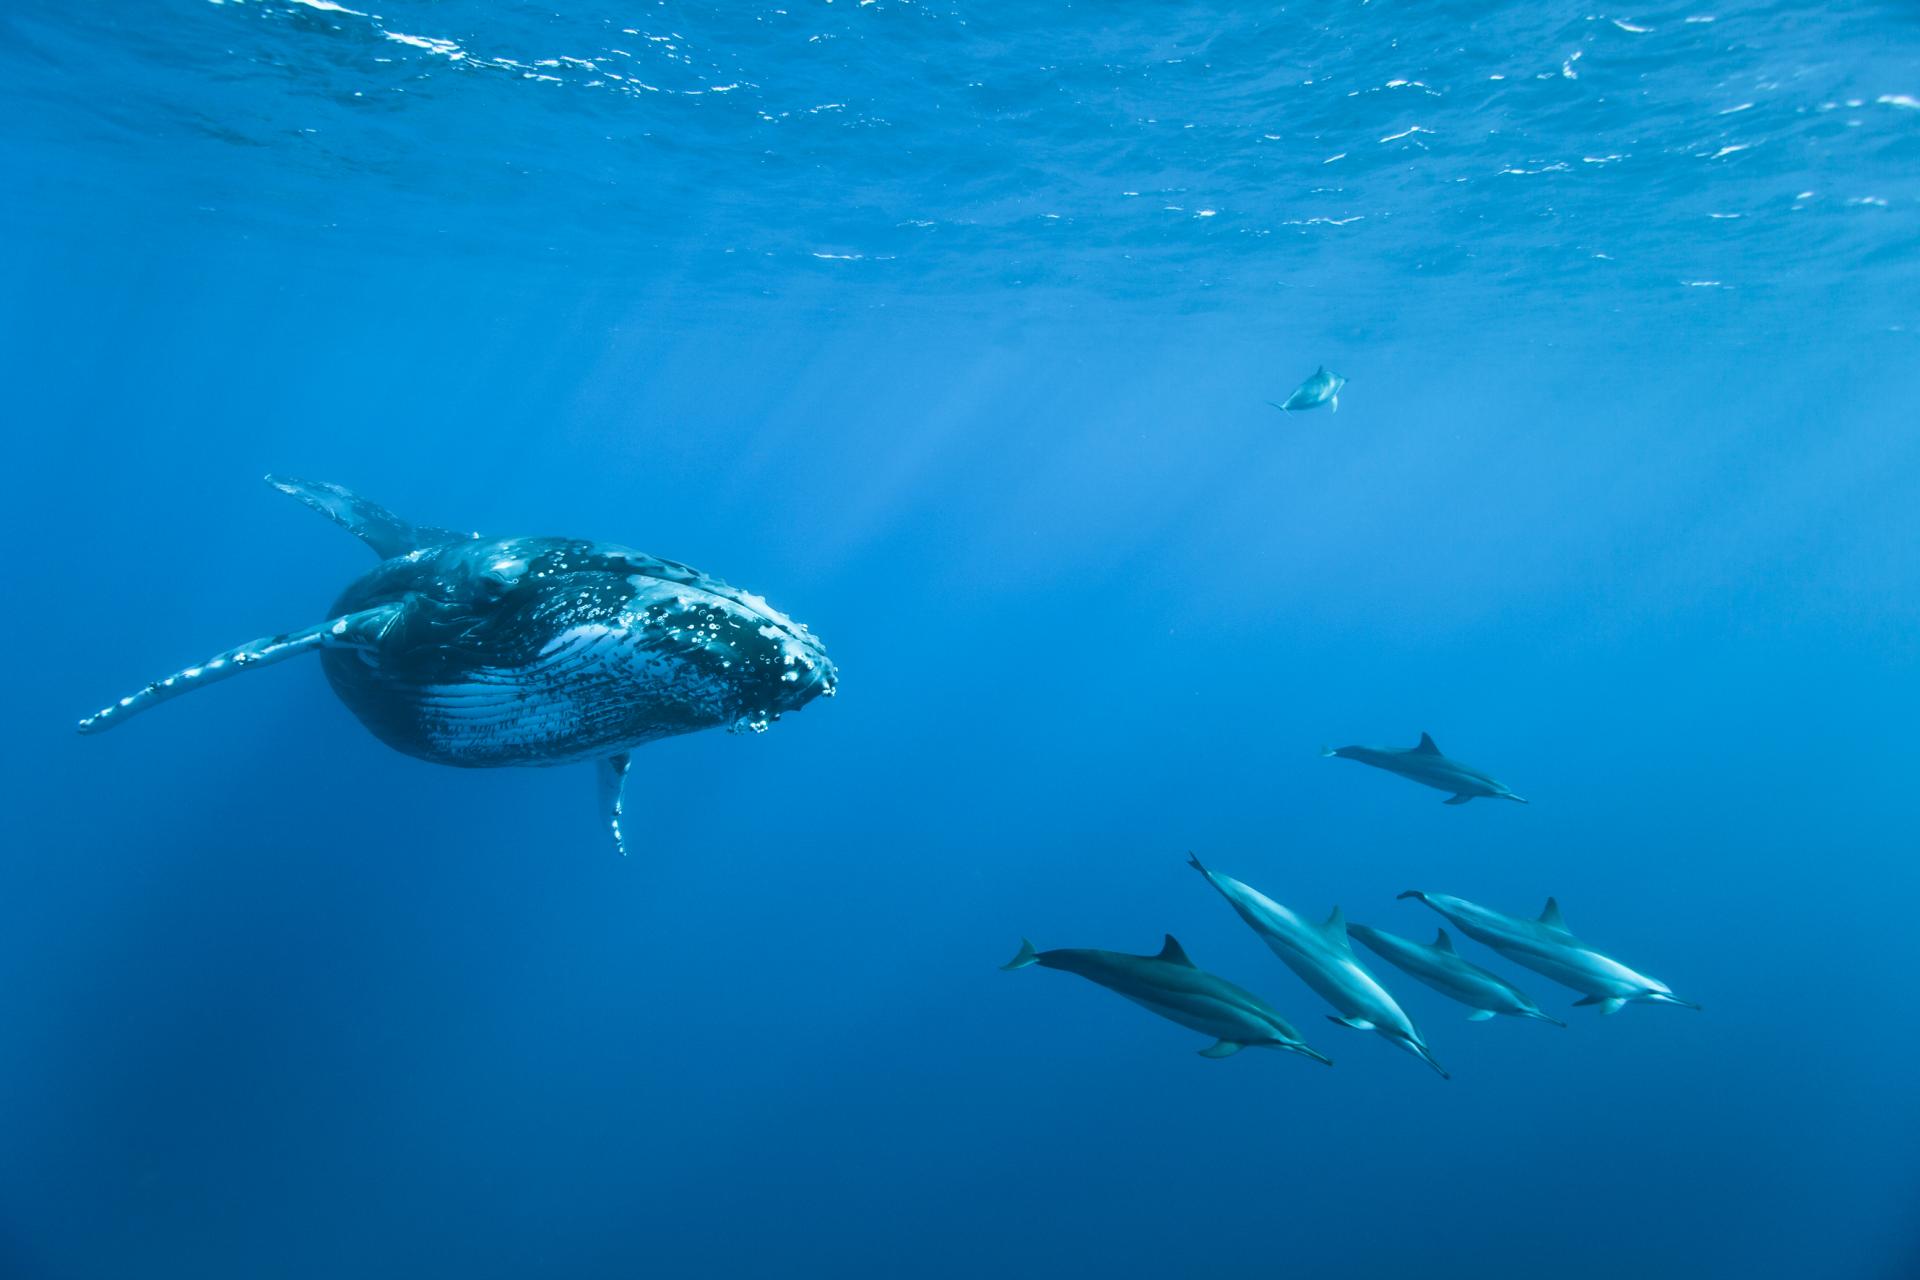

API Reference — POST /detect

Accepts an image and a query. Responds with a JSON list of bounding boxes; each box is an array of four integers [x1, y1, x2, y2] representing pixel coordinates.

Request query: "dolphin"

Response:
[[1267, 365, 1347, 413], [1188, 856, 1446, 1078], [1397, 892, 1700, 1015], [1321, 733, 1527, 805], [78, 476, 838, 855], [1347, 924, 1565, 1027], [1001, 935, 1330, 1065]]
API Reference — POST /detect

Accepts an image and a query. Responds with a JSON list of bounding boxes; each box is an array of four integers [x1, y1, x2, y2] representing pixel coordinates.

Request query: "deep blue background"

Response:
[[4, 3, 1918, 1278]]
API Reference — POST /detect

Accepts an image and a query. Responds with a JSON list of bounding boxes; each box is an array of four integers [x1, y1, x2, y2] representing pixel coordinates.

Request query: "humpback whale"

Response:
[[78, 477, 838, 854], [1189, 857, 1447, 1078], [1002, 935, 1330, 1065], [1348, 923, 1565, 1026], [1322, 733, 1527, 805], [1398, 892, 1699, 1015]]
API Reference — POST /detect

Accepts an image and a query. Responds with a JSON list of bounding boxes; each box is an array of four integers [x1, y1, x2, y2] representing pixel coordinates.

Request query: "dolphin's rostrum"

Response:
[[1347, 923, 1565, 1026], [1322, 733, 1527, 805], [78, 476, 838, 855], [1002, 935, 1330, 1065], [1188, 856, 1447, 1078], [1398, 891, 1699, 1016]]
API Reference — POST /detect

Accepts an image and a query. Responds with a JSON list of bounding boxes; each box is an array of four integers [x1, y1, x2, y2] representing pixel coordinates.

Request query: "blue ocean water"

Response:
[[3, 2, 1918, 1276]]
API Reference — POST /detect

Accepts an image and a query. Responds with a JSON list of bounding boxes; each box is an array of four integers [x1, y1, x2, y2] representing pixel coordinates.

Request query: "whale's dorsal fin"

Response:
[[266, 475, 476, 559], [1155, 934, 1197, 967], [1321, 905, 1349, 946], [1539, 897, 1568, 931], [1413, 732, 1441, 754], [1433, 928, 1455, 953]]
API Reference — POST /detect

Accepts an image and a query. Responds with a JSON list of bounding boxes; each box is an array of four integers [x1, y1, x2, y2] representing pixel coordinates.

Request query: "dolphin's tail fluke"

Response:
[[1396, 890, 1428, 903], [1318, 745, 1336, 758], [1265, 400, 1291, 414], [1001, 939, 1041, 971]]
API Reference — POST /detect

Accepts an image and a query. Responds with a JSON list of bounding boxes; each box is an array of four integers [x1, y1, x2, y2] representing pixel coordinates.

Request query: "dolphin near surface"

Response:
[[1348, 924, 1566, 1027], [1002, 935, 1330, 1065], [1322, 733, 1527, 806], [1268, 365, 1347, 413], [1398, 892, 1700, 1016], [1188, 856, 1447, 1078], [78, 476, 838, 855]]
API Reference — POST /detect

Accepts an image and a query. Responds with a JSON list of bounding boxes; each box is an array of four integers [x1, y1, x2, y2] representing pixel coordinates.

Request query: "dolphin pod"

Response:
[[77, 476, 838, 855], [1322, 732, 1527, 805], [1007, 859, 1694, 1076], [1002, 936, 1330, 1065], [1398, 891, 1700, 1015]]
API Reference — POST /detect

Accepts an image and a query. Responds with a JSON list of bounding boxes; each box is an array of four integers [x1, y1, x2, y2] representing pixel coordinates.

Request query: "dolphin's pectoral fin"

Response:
[[1198, 1039, 1244, 1059], [77, 604, 403, 735], [1327, 1015, 1376, 1032], [1466, 1010, 1496, 1022], [1443, 794, 1472, 805], [598, 753, 634, 857], [1575, 995, 1628, 1015], [265, 475, 476, 559], [1330, 393, 1339, 413]]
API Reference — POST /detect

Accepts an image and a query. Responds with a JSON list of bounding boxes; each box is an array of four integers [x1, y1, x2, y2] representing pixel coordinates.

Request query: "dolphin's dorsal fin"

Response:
[[1155, 934, 1197, 967], [1539, 897, 1568, 931], [1414, 732, 1441, 754], [1321, 906, 1349, 945], [1433, 928, 1455, 953], [266, 475, 476, 559]]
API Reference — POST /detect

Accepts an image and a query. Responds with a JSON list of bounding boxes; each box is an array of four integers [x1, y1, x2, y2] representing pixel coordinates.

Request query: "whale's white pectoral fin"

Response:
[[1199, 1039, 1244, 1059], [1328, 1015, 1376, 1032], [1466, 1010, 1496, 1022], [598, 753, 634, 857], [76, 604, 404, 736], [265, 474, 476, 559]]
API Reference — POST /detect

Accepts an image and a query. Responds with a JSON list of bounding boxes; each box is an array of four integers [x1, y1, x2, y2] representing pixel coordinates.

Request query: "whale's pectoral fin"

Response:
[[1443, 794, 1472, 805], [1466, 1010, 1497, 1022], [77, 604, 404, 735], [1198, 1039, 1244, 1059], [1575, 996, 1628, 1015], [598, 753, 634, 857], [266, 475, 476, 559], [1327, 1016, 1376, 1032]]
